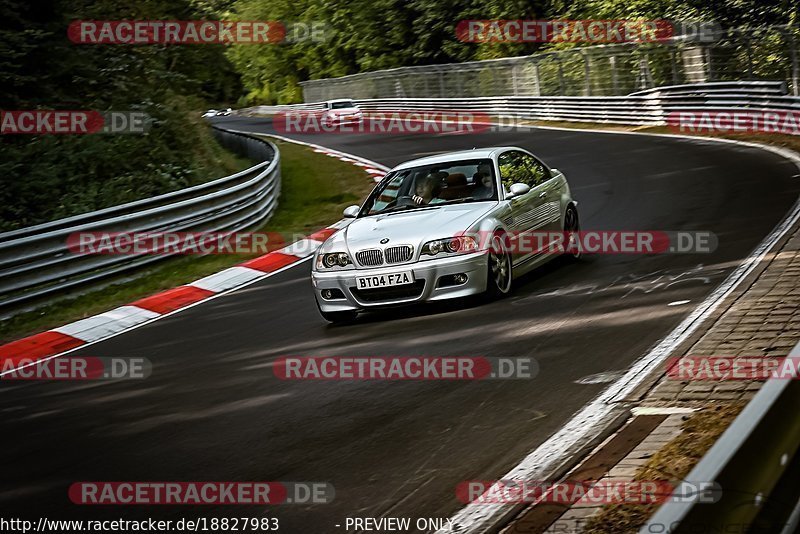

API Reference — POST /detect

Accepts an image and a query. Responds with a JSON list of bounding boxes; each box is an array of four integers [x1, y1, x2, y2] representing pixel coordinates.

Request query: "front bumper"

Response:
[[327, 115, 363, 126], [312, 251, 489, 313]]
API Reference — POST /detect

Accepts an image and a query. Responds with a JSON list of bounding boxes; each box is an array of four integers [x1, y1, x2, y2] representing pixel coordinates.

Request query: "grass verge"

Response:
[[583, 403, 747, 533], [0, 137, 375, 344]]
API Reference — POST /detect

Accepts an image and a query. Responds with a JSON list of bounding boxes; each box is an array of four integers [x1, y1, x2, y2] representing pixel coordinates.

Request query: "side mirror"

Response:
[[507, 183, 530, 199], [343, 205, 360, 218]]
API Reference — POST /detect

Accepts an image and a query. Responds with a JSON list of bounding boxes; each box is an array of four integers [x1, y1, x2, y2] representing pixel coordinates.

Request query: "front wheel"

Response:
[[485, 233, 513, 298]]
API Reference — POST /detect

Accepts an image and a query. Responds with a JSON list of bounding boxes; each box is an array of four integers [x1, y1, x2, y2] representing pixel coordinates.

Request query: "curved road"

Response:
[[2, 118, 799, 533]]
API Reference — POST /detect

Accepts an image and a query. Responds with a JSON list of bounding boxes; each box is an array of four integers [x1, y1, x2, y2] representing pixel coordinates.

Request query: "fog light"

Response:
[[321, 288, 345, 300], [437, 274, 469, 288]]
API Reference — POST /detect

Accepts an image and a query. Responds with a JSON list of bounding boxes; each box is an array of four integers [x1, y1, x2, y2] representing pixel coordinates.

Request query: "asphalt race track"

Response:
[[2, 117, 799, 532]]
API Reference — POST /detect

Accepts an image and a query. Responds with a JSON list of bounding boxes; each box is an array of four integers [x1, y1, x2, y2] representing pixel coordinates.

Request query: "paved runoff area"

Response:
[[506, 219, 800, 533]]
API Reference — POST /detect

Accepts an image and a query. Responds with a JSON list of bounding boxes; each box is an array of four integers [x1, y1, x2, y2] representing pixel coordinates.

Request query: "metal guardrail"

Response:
[[240, 102, 328, 116], [0, 127, 281, 317], [644, 340, 800, 533], [351, 81, 795, 126], [240, 81, 798, 128]]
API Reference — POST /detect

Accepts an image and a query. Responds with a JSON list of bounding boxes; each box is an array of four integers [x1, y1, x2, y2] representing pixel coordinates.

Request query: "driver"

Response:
[[412, 173, 444, 205]]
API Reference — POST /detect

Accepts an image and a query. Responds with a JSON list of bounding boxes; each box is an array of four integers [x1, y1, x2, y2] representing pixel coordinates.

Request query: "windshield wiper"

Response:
[[375, 204, 438, 215], [435, 197, 477, 206]]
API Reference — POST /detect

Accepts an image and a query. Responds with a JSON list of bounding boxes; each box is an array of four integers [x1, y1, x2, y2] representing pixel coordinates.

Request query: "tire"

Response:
[[564, 206, 582, 260], [485, 232, 513, 298]]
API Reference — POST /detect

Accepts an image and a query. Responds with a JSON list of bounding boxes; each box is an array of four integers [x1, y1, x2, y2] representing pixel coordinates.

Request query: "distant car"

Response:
[[215, 108, 232, 116], [202, 109, 217, 118], [312, 147, 579, 323], [321, 99, 363, 126]]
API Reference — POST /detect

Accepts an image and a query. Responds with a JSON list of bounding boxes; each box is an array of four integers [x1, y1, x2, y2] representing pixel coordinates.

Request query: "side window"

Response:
[[498, 151, 527, 191], [520, 153, 549, 187], [499, 151, 550, 190]]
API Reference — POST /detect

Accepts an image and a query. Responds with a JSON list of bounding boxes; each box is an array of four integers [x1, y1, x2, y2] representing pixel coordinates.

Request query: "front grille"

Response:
[[351, 280, 425, 302], [356, 249, 384, 267], [385, 245, 413, 264]]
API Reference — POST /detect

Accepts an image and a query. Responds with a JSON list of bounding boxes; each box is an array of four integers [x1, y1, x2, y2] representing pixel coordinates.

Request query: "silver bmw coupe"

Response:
[[312, 147, 579, 322]]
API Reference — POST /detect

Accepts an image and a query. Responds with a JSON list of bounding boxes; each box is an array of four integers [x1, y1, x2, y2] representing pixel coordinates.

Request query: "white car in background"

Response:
[[202, 108, 231, 118], [321, 99, 363, 126]]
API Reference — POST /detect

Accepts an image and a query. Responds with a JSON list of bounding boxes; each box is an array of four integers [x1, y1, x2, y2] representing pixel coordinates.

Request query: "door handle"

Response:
[[538, 191, 547, 198]]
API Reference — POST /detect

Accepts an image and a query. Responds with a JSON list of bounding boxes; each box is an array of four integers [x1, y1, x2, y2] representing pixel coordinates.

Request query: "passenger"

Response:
[[473, 163, 495, 199]]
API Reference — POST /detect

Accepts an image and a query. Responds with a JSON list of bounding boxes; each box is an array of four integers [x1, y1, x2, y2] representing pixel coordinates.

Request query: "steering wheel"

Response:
[[385, 196, 416, 209]]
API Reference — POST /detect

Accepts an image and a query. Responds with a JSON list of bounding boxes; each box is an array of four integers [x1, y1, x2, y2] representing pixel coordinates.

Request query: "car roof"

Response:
[[391, 147, 524, 171], [326, 99, 355, 104]]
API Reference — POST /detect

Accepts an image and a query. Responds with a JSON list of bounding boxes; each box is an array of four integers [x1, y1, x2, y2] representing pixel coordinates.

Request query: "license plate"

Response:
[[356, 271, 414, 289]]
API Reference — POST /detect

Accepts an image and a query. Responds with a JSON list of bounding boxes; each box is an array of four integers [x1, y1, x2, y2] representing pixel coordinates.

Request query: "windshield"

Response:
[[330, 101, 356, 109], [360, 159, 498, 216]]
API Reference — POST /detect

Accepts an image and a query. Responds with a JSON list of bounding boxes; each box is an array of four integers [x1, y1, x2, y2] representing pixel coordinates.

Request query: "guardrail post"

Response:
[[706, 46, 715, 81], [582, 50, 592, 96], [532, 61, 541, 97], [744, 34, 754, 79], [669, 46, 680, 85], [609, 55, 620, 95], [638, 55, 654, 90], [511, 63, 520, 96], [789, 30, 799, 96]]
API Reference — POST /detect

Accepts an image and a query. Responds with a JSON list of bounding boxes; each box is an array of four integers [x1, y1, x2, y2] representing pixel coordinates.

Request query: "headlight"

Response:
[[421, 236, 479, 257], [316, 252, 353, 269]]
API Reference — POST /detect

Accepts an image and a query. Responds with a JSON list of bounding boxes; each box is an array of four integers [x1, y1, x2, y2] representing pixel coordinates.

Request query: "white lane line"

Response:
[[668, 300, 691, 306], [438, 133, 800, 534], [631, 407, 697, 416]]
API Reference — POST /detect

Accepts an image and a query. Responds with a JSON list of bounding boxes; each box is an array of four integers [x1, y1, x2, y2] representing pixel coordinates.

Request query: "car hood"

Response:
[[333, 202, 496, 254]]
